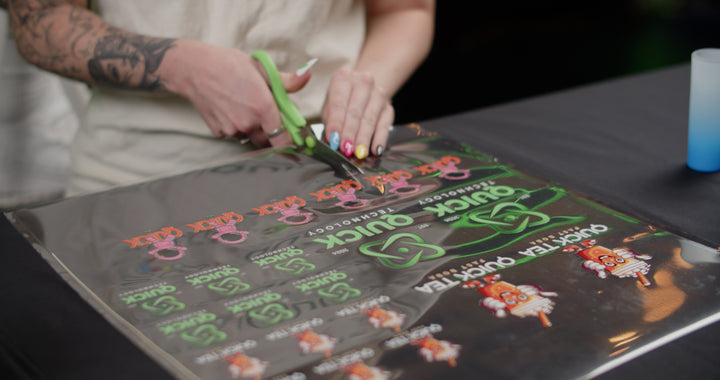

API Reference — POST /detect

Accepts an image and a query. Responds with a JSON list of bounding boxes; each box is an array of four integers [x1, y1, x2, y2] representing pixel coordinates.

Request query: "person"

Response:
[[8, 0, 435, 195]]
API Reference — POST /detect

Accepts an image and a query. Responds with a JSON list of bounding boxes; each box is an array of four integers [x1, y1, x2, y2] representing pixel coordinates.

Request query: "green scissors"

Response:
[[251, 50, 367, 180]]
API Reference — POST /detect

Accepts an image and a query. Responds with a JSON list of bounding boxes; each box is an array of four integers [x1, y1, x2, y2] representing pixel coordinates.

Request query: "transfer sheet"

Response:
[[8, 125, 720, 379]]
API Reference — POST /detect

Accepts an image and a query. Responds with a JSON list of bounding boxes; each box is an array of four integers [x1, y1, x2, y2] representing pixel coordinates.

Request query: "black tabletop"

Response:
[[1, 65, 718, 379]]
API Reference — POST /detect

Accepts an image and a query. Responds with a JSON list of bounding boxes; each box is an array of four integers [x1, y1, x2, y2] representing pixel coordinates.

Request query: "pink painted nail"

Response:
[[342, 140, 354, 157]]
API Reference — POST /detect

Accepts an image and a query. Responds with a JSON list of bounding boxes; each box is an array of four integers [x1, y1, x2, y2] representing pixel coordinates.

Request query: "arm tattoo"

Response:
[[10, 0, 177, 91], [87, 32, 176, 90]]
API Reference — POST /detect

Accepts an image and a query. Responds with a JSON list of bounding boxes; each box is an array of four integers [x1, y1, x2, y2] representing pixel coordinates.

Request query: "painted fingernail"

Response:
[[329, 131, 340, 150], [376, 145, 384, 157], [342, 140, 354, 157], [355, 144, 368, 160], [296, 57, 318, 76]]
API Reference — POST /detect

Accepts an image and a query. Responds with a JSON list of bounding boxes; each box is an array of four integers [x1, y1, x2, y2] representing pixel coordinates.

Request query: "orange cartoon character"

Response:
[[342, 361, 391, 380], [463, 274, 557, 327], [223, 352, 268, 380], [562, 239, 652, 286], [362, 306, 406, 332], [293, 328, 337, 358], [411, 334, 461, 367]]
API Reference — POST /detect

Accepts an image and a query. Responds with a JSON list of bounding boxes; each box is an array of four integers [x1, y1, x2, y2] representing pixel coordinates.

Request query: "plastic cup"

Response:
[[687, 48, 720, 172]]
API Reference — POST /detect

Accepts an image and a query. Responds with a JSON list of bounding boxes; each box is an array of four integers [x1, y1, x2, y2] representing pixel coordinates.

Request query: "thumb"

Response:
[[283, 58, 317, 93], [278, 69, 311, 93]]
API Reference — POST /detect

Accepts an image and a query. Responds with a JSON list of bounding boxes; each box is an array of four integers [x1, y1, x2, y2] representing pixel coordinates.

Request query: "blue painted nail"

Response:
[[329, 132, 340, 150]]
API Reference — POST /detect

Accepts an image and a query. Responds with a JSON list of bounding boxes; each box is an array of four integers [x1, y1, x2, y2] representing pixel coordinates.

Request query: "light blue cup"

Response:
[[688, 48, 720, 172]]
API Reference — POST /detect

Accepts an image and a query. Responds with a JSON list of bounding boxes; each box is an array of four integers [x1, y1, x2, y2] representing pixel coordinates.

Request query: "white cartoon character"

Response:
[[563, 239, 652, 286], [463, 274, 557, 327], [411, 334, 461, 367]]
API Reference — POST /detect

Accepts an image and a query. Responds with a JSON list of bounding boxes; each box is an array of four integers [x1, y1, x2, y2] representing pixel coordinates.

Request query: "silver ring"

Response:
[[238, 137, 251, 145], [266, 126, 285, 138]]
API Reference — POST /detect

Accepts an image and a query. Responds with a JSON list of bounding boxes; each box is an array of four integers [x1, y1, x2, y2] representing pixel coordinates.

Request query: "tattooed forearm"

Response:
[[87, 32, 176, 90], [9, 0, 177, 91]]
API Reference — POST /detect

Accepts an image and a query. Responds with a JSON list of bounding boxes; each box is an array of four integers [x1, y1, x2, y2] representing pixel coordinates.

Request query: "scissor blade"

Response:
[[309, 138, 366, 179]]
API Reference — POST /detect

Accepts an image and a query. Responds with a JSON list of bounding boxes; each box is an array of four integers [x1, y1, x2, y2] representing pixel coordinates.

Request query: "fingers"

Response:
[[323, 68, 393, 159], [251, 57, 313, 147], [372, 103, 394, 156]]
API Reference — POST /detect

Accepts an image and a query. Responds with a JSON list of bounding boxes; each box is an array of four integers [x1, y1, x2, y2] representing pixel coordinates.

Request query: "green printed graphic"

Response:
[[248, 303, 295, 326], [451, 188, 587, 258], [275, 257, 316, 275], [468, 202, 551, 234], [180, 324, 227, 347], [140, 295, 185, 316], [359, 233, 446, 269], [207, 277, 251, 296], [317, 282, 362, 303]]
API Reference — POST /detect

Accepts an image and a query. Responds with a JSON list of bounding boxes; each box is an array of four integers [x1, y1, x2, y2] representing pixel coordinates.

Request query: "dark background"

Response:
[[394, 0, 720, 124]]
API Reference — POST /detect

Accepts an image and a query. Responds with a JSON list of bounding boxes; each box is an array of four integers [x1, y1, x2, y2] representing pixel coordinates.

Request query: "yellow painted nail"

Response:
[[355, 144, 368, 159]]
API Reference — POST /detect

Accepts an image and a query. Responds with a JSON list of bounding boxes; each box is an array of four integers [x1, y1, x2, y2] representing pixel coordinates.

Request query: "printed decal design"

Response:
[[411, 334, 461, 367], [210, 219, 249, 244], [223, 352, 268, 380], [248, 303, 295, 326], [147, 234, 187, 261], [333, 188, 370, 209], [363, 305, 406, 332], [359, 233, 446, 269], [277, 203, 314, 225], [463, 274, 557, 327], [317, 282, 362, 303], [468, 202, 551, 234], [181, 324, 227, 347], [342, 361, 391, 380], [563, 239, 652, 286], [275, 257, 316, 275], [293, 328, 337, 358], [140, 295, 185, 316], [208, 277, 251, 296]]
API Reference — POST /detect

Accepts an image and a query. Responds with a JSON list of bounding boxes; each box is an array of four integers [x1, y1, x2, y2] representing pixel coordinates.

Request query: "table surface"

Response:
[[1, 65, 719, 379]]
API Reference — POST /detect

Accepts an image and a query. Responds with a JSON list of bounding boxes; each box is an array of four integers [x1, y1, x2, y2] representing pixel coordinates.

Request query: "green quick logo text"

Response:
[[186, 266, 240, 286], [158, 312, 217, 335], [317, 282, 362, 303], [248, 303, 295, 326], [141, 295, 186, 316], [207, 277, 251, 296], [227, 292, 282, 314], [423, 185, 516, 217], [121, 284, 176, 305], [295, 272, 347, 292], [180, 324, 227, 347], [275, 257, 316, 275], [312, 214, 414, 250]]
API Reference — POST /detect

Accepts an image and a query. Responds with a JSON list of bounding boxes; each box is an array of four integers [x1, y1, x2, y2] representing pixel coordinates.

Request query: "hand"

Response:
[[322, 67, 394, 158], [168, 41, 310, 147]]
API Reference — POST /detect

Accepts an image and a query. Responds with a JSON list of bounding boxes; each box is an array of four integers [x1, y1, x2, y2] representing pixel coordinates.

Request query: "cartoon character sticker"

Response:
[[223, 352, 268, 380], [562, 239, 652, 286], [411, 334, 461, 367], [362, 306, 406, 332], [463, 274, 557, 328], [434, 160, 469, 180], [387, 175, 420, 195], [147, 234, 187, 261], [333, 188, 370, 209], [293, 328, 337, 358], [209, 219, 249, 244], [342, 361, 391, 380], [277, 203, 314, 225]]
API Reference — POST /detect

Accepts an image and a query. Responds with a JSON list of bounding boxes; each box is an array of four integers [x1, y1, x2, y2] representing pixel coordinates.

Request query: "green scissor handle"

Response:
[[251, 50, 312, 147]]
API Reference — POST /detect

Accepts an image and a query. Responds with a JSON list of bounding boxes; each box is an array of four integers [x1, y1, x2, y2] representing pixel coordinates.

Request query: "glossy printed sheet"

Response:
[[8, 125, 720, 380]]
